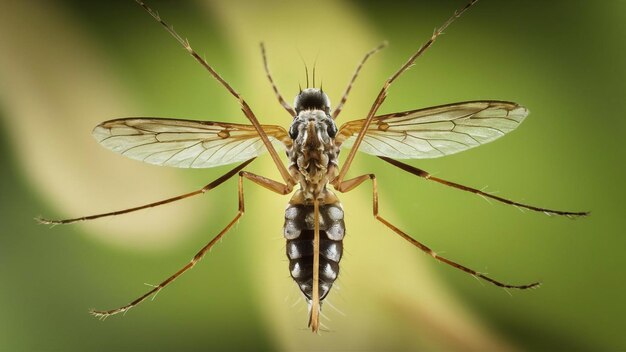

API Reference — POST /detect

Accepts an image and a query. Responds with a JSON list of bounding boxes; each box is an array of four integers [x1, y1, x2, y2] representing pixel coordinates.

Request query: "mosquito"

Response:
[[37, 0, 588, 332]]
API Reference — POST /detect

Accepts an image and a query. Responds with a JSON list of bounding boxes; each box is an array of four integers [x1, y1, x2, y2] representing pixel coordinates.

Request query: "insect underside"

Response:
[[37, 0, 587, 334]]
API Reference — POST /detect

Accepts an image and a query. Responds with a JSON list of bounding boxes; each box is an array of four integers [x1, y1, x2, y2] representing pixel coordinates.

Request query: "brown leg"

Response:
[[331, 41, 387, 120], [335, 1, 478, 185], [36, 158, 255, 225], [309, 198, 321, 333], [334, 174, 541, 290], [134, 1, 295, 186], [260, 43, 296, 117], [240, 171, 292, 195], [91, 170, 289, 318], [378, 156, 589, 218]]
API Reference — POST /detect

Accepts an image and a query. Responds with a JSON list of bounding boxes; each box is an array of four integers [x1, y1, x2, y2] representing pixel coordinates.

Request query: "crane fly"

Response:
[[37, 0, 588, 333]]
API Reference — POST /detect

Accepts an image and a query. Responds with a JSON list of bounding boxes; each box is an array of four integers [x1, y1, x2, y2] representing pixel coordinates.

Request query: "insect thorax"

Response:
[[287, 89, 339, 201]]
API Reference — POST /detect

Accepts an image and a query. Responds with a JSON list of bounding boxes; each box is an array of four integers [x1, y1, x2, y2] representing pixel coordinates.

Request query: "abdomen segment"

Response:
[[284, 202, 345, 302]]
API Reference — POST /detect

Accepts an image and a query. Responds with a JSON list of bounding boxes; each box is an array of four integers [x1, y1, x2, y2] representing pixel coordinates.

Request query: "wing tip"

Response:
[[511, 104, 529, 120], [91, 123, 110, 142]]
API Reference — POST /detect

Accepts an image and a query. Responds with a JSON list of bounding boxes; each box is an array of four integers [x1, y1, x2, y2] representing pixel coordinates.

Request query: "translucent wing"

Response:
[[336, 101, 528, 159], [92, 118, 291, 168]]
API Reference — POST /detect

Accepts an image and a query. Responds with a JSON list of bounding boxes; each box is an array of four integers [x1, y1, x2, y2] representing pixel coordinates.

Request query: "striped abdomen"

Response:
[[283, 201, 345, 302]]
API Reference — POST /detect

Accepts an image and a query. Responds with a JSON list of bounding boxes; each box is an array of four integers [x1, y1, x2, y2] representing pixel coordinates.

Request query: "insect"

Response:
[[37, 0, 588, 332]]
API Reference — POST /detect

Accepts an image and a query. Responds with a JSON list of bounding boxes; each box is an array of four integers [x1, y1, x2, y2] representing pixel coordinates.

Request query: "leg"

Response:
[[331, 41, 387, 120], [91, 170, 289, 318], [309, 198, 321, 333], [334, 174, 540, 290], [260, 43, 296, 117], [335, 1, 478, 184], [36, 158, 255, 225], [240, 171, 292, 195], [135, 1, 294, 186], [379, 156, 589, 218]]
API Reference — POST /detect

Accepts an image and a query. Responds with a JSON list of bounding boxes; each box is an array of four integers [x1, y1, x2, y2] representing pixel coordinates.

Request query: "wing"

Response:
[[335, 101, 528, 159], [92, 117, 291, 168]]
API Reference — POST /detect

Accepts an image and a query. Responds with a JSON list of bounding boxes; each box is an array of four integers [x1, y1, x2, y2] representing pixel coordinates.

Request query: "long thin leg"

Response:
[[334, 0, 478, 185], [309, 198, 321, 333], [240, 171, 293, 195], [260, 43, 296, 117], [90, 170, 288, 318], [334, 174, 541, 290], [36, 158, 255, 225], [379, 156, 589, 218], [331, 41, 387, 120], [135, 1, 294, 186]]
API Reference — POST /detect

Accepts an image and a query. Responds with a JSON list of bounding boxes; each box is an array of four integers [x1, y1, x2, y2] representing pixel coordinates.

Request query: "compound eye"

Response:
[[326, 121, 337, 138], [289, 123, 299, 140]]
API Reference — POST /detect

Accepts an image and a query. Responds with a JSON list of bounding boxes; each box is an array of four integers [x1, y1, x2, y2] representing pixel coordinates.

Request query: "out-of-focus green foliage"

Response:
[[0, 1, 623, 350]]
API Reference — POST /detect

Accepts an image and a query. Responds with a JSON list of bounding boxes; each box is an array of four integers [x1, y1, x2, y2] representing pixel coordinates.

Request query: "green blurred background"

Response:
[[1, 0, 624, 350]]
